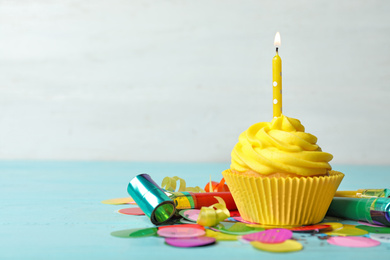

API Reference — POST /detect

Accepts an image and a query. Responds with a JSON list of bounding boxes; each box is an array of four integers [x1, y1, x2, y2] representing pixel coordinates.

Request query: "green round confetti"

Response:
[[111, 227, 158, 238], [356, 225, 390, 234], [212, 222, 265, 235]]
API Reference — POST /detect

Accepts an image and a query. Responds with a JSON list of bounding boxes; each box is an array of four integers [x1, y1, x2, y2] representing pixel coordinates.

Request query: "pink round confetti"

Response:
[[327, 236, 381, 248], [165, 237, 216, 247], [243, 228, 293, 243], [157, 226, 206, 238], [118, 207, 145, 215], [182, 209, 200, 222]]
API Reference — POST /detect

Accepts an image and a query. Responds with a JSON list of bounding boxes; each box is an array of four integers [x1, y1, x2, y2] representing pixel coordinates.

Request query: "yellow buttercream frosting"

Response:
[[231, 115, 333, 176]]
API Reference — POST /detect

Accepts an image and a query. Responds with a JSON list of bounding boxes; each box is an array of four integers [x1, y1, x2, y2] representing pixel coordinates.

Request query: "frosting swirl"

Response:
[[230, 115, 333, 176]]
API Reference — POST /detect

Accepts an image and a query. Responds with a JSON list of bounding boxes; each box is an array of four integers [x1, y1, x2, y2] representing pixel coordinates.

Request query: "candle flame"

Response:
[[274, 32, 281, 47]]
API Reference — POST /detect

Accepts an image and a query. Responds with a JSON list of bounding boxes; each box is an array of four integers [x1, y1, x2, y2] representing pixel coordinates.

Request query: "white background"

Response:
[[0, 0, 389, 164]]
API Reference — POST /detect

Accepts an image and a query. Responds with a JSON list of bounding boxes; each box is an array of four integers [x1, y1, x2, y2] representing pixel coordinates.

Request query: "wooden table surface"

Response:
[[1, 161, 389, 259]]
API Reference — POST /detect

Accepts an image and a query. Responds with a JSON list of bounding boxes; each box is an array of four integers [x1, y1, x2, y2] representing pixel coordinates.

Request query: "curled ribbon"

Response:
[[204, 177, 230, 192], [161, 176, 205, 193], [196, 196, 230, 227]]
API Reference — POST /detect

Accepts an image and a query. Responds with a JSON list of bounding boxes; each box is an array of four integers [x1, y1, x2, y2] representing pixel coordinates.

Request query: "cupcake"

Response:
[[222, 115, 344, 226]]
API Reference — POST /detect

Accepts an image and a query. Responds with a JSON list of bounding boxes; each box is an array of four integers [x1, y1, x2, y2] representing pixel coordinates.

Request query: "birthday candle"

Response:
[[273, 32, 282, 118]]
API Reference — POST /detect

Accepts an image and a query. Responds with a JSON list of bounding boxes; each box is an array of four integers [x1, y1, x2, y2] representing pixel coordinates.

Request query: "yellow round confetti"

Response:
[[101, 197, 135, 205], [320, 222, 343, 231], [205, 229, 238, 241], [325, 225, 368, 236], [343, 224, 356, 228], [251, 239, 303, 253]]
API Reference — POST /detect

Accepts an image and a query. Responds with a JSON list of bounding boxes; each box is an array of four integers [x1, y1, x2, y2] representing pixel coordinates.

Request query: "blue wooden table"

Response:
[[1, 161, 389, 259]]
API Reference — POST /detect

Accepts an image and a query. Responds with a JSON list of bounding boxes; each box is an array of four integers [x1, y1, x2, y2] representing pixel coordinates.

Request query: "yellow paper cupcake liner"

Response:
[[222, 169, 344, 226]]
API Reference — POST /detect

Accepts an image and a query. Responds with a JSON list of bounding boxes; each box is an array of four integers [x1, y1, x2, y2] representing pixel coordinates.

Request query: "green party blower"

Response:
[[327, 197, 390, 226], [127, 174, 176, 225]]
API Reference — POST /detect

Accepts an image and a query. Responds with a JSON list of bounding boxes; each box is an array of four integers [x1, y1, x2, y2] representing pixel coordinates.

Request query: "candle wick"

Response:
[[276, 47, 279, 53]]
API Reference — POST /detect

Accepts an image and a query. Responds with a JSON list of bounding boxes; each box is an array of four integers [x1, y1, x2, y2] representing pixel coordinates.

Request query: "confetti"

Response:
[[212, 222, 265, 235], [242, 228, 293, 243], [325, 224, 369, 236], [101, 197, 136, 205], [118, 207, 145, 215], [111, 227, 157, 238], [165, 237, 216, 247], [289, 225, 331, 233], [205, 229, 238, 241], [231, 216, 257, 224], [251, 239, 303, 253], [106, 175, 390, 253], [327, 236, 380, 248], [157, 226, 206, 238], [179, 209, 200, 222], [246, 223, 298, 229], [232, 217, 293, 228], [319, 222, 343, 231], [355, 225, 390, 234], [159, 224, 205, 231]]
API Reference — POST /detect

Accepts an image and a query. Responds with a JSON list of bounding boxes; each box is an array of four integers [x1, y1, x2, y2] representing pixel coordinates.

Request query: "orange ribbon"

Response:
[[204, 177, 230, 192]]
